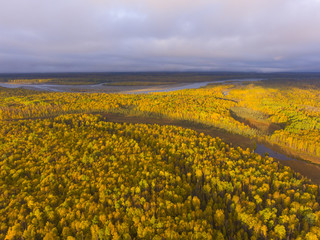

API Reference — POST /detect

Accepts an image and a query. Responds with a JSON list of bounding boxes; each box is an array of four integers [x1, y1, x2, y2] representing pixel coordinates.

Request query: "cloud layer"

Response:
[[1, 0, 320, 72]]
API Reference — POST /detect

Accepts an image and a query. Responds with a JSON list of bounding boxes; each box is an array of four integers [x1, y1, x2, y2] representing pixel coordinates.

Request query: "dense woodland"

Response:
[[1, 114, 320, 239], [1, 79, 320, 239]]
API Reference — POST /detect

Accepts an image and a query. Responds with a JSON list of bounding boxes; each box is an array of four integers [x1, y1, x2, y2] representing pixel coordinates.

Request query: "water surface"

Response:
[[126, 78, 265, 94], [255, 144, 320, 184]]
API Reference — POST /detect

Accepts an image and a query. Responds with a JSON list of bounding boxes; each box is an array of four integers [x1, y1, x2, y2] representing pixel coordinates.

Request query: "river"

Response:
[[123, 78, 265, 94], [0, 78, 265, 93]]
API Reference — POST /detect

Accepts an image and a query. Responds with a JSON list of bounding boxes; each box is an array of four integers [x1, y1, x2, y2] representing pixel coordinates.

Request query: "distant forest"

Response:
[[1, 72, 320, 85]]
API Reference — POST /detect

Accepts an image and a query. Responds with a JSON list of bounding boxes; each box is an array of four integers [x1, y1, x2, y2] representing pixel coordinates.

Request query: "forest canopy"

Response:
[[1, 114, 320, 239]]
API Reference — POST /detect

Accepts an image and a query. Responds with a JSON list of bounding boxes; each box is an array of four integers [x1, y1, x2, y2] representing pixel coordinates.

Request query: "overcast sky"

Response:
[[1, 0, 320, 73]]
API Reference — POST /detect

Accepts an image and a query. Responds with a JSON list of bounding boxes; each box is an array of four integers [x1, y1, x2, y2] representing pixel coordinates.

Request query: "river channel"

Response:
[[0, 78, 264, 93], [255, 144, 320, 184]]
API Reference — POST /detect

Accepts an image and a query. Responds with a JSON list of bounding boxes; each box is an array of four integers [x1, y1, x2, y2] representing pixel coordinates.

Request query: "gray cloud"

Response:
[[1, 0, 320, 73]]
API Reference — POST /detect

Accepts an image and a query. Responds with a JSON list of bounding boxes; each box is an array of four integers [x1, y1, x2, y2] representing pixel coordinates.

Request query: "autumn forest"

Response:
[[1, 77, 320, 239]]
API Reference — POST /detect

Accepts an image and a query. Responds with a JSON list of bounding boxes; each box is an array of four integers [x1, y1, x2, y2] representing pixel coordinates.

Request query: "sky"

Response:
[[1, 0, 320, 73]]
